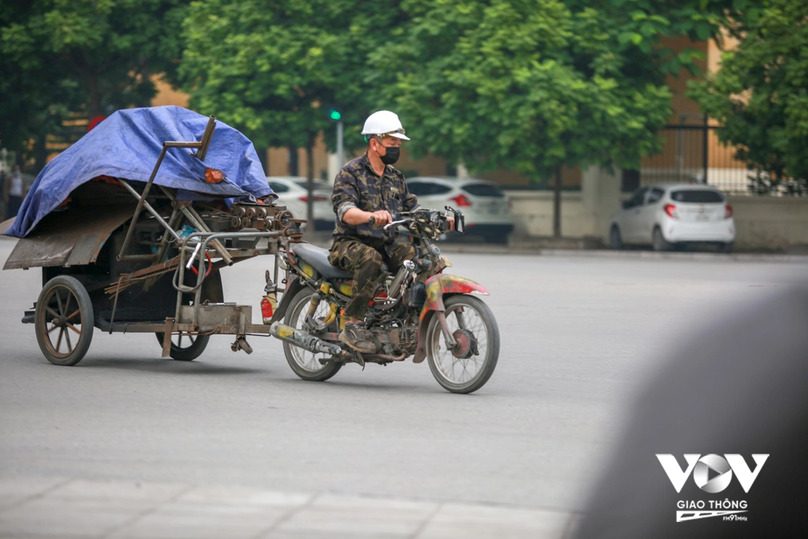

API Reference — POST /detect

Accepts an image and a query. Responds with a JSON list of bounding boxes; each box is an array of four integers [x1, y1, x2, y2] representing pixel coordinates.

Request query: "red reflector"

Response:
[[261, 296, 274, 323], [664, 204, 678, 219], [725, 204, 733, 218], [450, 194, 472, 207]]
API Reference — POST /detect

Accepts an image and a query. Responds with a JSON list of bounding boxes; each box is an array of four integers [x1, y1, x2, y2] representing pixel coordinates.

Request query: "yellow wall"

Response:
[[265, 134, 331, 179], [151, 76, 189, 108], [640, 34, 746, 177]]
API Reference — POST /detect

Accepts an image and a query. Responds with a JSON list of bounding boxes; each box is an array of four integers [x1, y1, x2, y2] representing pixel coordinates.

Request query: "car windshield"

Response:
[[463, 183, 504, 198], [670, 189, 725, 203]]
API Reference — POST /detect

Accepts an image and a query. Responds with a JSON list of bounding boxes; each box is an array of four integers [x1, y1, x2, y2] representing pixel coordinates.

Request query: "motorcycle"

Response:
[[268, 207, 499, 394]]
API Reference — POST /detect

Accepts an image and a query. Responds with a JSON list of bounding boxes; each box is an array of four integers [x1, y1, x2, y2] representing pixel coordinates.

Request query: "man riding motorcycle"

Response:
[[327, 110, 419, 353], [270, 112, 494, 393]]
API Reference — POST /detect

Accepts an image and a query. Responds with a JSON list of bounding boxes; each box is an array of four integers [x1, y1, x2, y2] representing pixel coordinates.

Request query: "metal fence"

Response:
[[636, 121, 751, 194]]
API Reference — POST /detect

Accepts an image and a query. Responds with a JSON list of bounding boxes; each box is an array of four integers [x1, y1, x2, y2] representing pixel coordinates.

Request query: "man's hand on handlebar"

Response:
[[366, 209, 393, 226], [359, 207, 458, 233]]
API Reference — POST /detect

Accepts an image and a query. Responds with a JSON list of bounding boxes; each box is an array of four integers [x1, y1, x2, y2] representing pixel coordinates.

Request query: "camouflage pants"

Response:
[[328, 236, 415, 319]]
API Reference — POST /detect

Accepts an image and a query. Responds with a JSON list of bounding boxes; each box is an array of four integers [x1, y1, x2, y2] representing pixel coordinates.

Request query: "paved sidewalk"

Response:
[[0, 477, 579, 538]]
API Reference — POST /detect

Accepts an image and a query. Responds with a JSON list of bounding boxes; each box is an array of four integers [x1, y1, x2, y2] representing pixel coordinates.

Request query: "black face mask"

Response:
[[380, 146, 400, 165]]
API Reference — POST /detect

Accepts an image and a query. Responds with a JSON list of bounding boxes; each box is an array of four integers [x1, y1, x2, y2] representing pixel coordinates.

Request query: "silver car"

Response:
[[609, 183, 735, 252], [406, 176, 514, 243]]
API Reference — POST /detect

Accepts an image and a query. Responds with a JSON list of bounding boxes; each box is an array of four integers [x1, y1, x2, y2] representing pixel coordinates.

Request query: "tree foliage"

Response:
[[688, 0, 808, 195], [0, 0, 188, 167], [370, 0, 738, 182], [3, 0, 751, 196], [178, 0, 401, 155]]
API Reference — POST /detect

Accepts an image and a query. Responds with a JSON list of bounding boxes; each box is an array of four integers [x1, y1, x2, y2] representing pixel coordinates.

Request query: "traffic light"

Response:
[[329, 109, 342, 121]]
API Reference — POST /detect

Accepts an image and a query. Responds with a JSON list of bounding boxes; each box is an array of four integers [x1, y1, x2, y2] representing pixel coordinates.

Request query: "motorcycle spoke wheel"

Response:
[[283, 287, 342, 382], [426, 295, 499, 394]]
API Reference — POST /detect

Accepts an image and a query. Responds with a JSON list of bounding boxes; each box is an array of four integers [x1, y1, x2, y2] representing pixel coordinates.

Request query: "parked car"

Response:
[[609, 183, 735, 252], [267, 176, 334, 231], [406, 176, 514, 243]]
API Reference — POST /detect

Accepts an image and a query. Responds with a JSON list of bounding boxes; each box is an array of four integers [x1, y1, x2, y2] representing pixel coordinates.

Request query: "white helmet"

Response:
[[361, 110, 410, 140]]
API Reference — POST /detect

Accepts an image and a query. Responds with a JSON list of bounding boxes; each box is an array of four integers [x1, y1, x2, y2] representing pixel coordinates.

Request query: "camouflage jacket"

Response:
[[331, 153, 418, 242]]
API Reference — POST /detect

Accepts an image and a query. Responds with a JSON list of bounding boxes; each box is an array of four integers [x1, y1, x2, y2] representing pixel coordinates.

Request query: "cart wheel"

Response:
[[35, 275, 94, 366], [154, 268, 220, 361], [154, 332, 210, 361]]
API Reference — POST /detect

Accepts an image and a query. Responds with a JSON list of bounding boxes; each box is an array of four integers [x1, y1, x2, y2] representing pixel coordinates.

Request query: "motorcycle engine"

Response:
[[369, 324, 417, 355]]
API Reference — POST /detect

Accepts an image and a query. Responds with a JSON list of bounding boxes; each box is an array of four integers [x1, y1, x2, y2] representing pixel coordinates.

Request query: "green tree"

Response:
[[175, 0, 745, 233], [688, 0, 808, 195], [371, 0, 739, 236], [0, 2, 75, 170], [178, 0, 407, 221], [0, 0, 188, 170]]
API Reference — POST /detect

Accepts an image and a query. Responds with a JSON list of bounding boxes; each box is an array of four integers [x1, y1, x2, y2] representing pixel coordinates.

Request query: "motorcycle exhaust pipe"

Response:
[[269, 322, 343, 356]]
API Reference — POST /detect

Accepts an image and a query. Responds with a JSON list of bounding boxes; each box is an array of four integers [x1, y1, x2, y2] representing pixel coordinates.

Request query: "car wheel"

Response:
[[720, 241, 734, 253], [609, 225, 624, 250], [652, 227, 673, 252]]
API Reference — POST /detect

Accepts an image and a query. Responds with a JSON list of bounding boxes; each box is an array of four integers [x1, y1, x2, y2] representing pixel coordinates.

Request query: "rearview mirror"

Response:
[[445, 206, 465, 234]]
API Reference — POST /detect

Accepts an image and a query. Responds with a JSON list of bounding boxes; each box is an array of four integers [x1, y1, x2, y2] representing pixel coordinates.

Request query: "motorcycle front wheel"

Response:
[[283, 287, 342, 382], [425, 294, 499, 394]]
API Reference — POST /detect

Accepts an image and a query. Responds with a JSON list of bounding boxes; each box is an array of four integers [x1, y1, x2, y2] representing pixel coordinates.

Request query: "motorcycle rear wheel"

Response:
[[283, 287, 342, 382], [425, 294, 499, 394]]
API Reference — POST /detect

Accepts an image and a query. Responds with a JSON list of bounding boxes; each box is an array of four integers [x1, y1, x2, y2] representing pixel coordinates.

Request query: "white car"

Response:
[[406, 176, 514, 243], [609, 183, 735, 252], [267, 176, 334, 231]]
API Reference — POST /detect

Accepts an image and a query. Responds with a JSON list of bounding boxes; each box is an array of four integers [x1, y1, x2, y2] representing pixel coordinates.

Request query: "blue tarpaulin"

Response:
[[6, 106, 273, 238]]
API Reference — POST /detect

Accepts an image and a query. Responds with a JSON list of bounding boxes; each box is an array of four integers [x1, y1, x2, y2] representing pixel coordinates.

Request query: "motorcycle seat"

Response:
[[291, 243, 353, 280]]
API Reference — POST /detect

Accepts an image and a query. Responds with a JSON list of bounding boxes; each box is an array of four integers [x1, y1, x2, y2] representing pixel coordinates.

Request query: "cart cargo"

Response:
[[3, 106, 303, 366]]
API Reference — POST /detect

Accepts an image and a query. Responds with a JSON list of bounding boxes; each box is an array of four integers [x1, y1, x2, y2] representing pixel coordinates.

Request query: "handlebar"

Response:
[[366, 214, 406, 230], [367, 206, 464, 234], [383, 219, 410, 231]]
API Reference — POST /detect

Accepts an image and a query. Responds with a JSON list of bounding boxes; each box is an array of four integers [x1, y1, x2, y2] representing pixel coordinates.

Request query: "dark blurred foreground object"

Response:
[[573, 285, 808, 539]]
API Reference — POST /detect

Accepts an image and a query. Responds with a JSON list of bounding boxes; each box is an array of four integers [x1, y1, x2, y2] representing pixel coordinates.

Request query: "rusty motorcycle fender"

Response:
[[412, 274, 489, 364]]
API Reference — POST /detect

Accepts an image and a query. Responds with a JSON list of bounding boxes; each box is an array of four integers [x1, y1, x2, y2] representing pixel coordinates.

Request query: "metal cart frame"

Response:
[[5, 117, 301, 365]]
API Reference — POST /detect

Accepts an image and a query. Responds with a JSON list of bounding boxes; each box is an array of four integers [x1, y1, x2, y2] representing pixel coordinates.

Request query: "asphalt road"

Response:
[[1, 236, 805, 515]]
